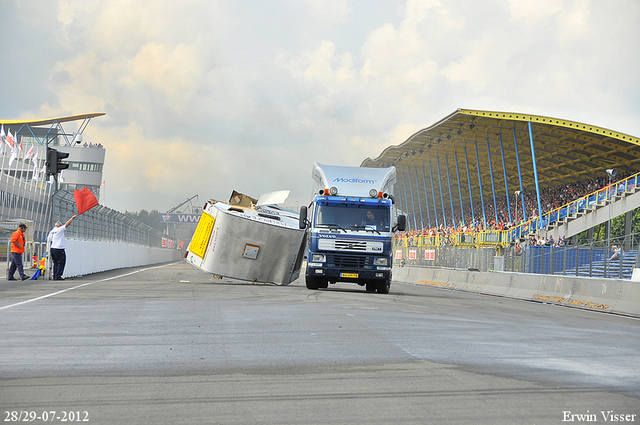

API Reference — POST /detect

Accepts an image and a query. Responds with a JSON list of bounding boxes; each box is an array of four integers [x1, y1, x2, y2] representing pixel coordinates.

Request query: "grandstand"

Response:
[[363, 109, 640, 278]]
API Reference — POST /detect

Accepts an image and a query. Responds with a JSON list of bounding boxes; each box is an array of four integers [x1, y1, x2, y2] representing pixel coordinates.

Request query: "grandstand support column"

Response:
[[421, 165, 432, 228], [464, 147, 475, 223], [445, 155, 456, 228], [429, 160, 440, 228], [413, 167, 424, 230], [486, 137, 499, 225], [499, 134, 512, 222], [624, 211, 632, 252], [474, 141, 487, 228], [605, 170, 614, 277], [527, 121, 544, 229], [406, 169, 418, 231], [436, 156, 448, 228], [401, 169, 412, 232], [454, 151, 465, 225], [514, 190, 521, 224], [513, 128, 526, 221]]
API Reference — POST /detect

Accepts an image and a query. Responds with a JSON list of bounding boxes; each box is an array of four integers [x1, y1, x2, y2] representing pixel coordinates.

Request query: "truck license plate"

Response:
[[341, 272, 358, 278]]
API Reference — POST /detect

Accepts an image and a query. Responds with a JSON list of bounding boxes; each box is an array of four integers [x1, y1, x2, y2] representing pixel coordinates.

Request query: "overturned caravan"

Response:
[[184, 191, 307, 285]]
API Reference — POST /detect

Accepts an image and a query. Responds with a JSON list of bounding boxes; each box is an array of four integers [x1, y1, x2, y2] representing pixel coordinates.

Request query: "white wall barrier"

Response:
[[393, 266, 640, 318], [57, 239, 183, 278]]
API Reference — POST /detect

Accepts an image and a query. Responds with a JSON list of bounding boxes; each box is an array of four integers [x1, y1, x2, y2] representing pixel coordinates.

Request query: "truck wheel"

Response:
[[306, 275, 320, 290], [365, 282, 376, 292], [319, 279, 329, 289], [377, 279, 391, 294]]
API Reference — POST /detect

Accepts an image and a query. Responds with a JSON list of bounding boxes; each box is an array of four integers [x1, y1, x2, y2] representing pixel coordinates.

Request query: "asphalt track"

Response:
[[1, 261, 639, 425]]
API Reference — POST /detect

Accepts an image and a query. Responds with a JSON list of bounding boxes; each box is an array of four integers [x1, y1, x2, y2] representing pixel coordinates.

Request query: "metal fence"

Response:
[[503, 234, 640, 279], [393, 244, 498, 272], [52, 190, 175, 248], [395, 233, 640, 279]]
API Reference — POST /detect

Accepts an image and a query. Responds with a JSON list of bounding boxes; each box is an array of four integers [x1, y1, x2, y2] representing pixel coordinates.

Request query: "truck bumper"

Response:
[[306, 264, 391, 283]]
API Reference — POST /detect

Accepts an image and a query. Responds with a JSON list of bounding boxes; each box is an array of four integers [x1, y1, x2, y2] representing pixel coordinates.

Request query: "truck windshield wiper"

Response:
[[317, 223, 347, 233], [347, 225, 381, 235]]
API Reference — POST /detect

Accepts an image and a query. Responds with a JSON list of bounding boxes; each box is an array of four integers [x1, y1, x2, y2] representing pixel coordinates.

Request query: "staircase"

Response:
[[543, 184, 640, 241], [523, 246, 638, 279], [565, 250, 637, 279]]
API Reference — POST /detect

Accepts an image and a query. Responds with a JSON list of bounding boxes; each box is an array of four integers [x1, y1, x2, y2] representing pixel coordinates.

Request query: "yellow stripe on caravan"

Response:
[[188, 211, 216, 259]]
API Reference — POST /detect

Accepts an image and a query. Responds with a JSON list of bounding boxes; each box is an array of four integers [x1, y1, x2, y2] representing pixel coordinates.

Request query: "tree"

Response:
[[124, 209, 165, 232]]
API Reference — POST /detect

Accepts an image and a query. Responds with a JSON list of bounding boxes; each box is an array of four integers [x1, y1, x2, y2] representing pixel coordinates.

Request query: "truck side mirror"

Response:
[[396, 215, 406, 232], [299, 206, 308, 229]]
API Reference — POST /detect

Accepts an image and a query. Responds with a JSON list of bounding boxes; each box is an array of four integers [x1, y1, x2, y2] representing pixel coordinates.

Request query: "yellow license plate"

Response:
[[341, 272, 359, 278]]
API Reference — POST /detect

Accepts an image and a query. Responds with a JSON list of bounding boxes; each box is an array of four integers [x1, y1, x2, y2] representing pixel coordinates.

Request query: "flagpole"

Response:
[[0, 125, 7, 220], [6, 130, 21, 225]]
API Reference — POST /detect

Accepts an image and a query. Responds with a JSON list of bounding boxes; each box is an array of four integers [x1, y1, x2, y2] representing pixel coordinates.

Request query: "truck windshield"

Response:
[[315, 202, 391, 232]]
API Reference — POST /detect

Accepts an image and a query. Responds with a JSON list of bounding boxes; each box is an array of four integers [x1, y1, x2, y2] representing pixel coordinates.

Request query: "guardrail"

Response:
[[395, 229, 508, 249], [392, 266, 640, 317]]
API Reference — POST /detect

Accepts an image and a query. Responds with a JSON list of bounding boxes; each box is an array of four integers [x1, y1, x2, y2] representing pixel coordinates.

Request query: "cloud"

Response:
[[295, 0, 352, 24], [1, 0, 639, 214], [125, 42, 204, 111], [507, 0, 564, 22]]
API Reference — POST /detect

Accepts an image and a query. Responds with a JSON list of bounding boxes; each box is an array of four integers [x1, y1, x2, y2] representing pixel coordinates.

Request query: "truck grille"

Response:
[[327, 254, 371, 268], [334, 240, 367, 251], [318, 238, 383, 253]]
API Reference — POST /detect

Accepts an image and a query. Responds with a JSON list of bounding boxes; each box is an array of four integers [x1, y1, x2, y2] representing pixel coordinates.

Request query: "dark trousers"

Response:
[[8, 252, 26, 279], [50, 248, 66, 279]]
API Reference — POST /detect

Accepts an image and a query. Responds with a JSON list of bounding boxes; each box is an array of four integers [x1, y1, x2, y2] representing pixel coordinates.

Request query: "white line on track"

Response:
[[0, 263, 175, 311]]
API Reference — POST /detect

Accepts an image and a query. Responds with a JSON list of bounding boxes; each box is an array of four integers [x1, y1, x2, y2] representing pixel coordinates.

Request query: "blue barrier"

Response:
[[524, 245, 605, 274]]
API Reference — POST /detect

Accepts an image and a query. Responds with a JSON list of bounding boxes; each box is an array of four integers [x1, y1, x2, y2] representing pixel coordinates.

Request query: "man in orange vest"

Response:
[[8, 223, 29, 281]]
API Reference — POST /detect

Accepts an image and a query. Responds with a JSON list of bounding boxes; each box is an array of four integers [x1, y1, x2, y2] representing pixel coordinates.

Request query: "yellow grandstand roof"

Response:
[[0, 112, 105, 127], [362, 109, 640, 208]]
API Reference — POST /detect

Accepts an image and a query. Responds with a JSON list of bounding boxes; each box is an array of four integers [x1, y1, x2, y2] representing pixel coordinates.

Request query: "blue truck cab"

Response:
[[299, 163, 406, 294]]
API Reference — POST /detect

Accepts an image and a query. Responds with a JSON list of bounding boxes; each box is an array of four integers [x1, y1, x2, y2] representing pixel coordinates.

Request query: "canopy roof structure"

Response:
[[0, 113, 105, 146], [361, 108, 640, 229]]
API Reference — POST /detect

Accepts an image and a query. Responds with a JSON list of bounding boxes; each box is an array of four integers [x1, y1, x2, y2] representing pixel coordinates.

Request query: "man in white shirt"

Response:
[[47, 215, 77, 280]]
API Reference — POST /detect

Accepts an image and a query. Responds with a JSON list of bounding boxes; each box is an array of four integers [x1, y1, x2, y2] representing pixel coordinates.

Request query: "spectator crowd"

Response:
[[394, 171, 637, 246]]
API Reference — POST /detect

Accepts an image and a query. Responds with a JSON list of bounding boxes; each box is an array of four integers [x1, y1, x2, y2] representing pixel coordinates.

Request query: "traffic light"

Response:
[[46, 148, 70, 177]]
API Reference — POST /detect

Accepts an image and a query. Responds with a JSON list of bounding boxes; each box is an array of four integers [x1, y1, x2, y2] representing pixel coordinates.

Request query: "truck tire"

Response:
[[377, 279, 391, 294], [365, 282, 377, 292], [306, 275, 320, 290]]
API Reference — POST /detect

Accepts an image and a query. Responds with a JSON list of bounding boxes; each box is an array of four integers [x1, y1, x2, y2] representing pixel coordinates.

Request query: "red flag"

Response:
[[74, 188, 99, 215], [5, 129, 15, 148]]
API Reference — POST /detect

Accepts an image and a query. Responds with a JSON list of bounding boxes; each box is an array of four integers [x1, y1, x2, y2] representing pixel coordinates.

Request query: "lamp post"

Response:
[[605, 168, 617, 277]]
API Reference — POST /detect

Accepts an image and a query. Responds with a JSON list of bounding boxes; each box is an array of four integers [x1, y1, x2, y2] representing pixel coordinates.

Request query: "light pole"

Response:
[[605, 168, 617, 277]]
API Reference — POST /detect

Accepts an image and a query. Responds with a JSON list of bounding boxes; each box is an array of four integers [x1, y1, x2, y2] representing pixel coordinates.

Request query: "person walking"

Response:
[[8, 223, 29, 281], [47, 215, 77, 280]]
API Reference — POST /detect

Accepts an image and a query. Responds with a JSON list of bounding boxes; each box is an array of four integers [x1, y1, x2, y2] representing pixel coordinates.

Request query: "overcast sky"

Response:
[[1, 0, 638, 213]]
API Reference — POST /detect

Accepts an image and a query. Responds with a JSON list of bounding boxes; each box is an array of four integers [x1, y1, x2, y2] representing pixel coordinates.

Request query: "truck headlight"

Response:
[[374, 257, 388, 266], [312, 254, 326, 262]]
